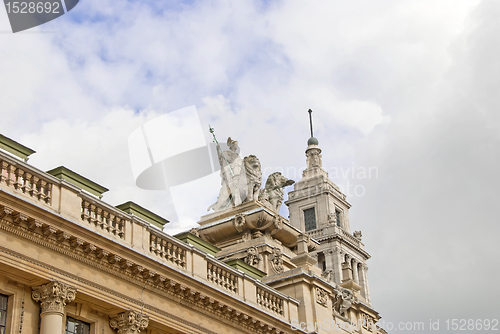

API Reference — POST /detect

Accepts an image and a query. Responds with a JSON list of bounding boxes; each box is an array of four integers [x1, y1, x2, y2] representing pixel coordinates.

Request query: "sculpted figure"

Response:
[[208, 137, 244, 211], [242, 155, 262, 202], [258, 172, 295, 212], [269, 247, 284, 273], [244, 246, 262, 266], [333, 288, 354, 317]]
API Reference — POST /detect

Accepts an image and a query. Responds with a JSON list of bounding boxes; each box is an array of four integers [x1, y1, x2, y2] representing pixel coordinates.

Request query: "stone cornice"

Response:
[[0, 202, 303, 334]]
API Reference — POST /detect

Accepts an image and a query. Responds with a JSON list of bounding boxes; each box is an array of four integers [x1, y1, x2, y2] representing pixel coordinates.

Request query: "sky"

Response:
[[1, 0, 499, 332]]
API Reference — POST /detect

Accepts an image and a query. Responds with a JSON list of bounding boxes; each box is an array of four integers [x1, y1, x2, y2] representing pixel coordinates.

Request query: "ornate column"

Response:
[[110, 310, 149, 334], [32, 281, 76, 334]]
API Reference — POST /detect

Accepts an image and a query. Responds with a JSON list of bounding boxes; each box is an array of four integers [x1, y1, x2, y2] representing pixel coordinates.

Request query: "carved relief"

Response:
[[233, 214, 246, 232], [244, 247, 262, 266], [269, 247, 284, 274], [316, 287, 329, 307], [332, 287, 353, 317], [109, 310, 149, 334], [353, 230, 362, 240], [306, 148, 322, 168], [273, 216, 283, 231], [31, 281, 76, 314]]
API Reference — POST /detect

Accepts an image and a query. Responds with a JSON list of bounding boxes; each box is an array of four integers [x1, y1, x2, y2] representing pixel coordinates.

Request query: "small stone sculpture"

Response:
[[207, 136, 263, 212], [244, 246, 262, 266], [269, 247, 284, 273], [259, 172, 295, 212], [243, 155, 262, 202], [333, 287, 354, 317]]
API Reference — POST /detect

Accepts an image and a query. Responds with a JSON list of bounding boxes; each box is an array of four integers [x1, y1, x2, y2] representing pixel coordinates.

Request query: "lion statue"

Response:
[[242, 155, 262, 202], [258, 172, 295, 212]]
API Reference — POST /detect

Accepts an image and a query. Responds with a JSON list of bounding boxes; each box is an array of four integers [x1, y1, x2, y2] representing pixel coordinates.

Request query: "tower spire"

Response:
[[307, 109, 319, 146], [308, 109, 314, 138]]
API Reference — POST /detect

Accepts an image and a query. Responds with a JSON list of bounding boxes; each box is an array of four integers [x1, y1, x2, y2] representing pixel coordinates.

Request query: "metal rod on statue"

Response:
[[209, 125, 234, 176], [308, 109, 314, 138]]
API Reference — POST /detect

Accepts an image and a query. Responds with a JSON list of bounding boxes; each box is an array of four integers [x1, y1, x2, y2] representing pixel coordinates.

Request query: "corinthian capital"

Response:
[[32, 281, 76, 315], [109, 310, 149, 334]]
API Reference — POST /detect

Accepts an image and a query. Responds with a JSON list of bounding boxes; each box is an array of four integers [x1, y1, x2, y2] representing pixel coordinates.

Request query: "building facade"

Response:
[[0, 133, 385, 334]]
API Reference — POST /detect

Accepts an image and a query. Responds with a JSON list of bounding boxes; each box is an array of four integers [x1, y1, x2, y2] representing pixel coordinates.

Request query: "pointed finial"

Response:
[[308, 109, 314, 137], [307, 109, 318, 146]]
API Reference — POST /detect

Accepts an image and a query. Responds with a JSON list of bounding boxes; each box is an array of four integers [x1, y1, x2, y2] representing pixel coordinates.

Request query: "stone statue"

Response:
[[353, 230, 362, 240], [332, 287, 354, 317], [242, 155, 262, 202], [208, 137, 244, 211], [207, 131, 263, 212], [258, 172, 295, 212]]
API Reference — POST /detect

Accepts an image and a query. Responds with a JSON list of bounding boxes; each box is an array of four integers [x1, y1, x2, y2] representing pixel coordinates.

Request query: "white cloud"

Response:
[[1, 0, 498, 326]]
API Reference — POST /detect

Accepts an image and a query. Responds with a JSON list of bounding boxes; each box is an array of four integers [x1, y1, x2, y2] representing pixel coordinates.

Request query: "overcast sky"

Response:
[[1, 0, 499, 331]]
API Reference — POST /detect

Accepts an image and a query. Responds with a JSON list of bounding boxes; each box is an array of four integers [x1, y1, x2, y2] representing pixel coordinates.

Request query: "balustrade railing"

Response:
[[0, 159, 53, 205], [341, 229, 360, 246], [207, 261, 238, 293], [149, 232, 187, 269], [81, 199, 126, 239], [256, 286, 285, 316]]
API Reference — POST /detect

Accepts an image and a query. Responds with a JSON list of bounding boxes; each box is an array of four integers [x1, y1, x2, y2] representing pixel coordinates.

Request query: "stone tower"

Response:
[[285, 135, 372, 305]]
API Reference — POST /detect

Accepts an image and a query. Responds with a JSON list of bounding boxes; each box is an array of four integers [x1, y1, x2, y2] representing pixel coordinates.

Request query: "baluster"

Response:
[[6, 165, 16, 187], [14, 168, 23, 189], [22, 172, 31, 193], [37, 179, 46, 201], [81, 200, 89, 221], [0, 161, 8, 183], [30, 175, 39, 197], [159, 239, 165, 257], [45, 182, 52, 204]]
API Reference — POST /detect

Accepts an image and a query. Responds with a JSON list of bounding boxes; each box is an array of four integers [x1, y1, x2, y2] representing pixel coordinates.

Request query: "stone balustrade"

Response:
[[341, 229, 361, 246], [81, 198, 126, 239], [0, 158, 53, 205], [256, 286, 285, 316], [150, 232, 187, 269], [306, 226, 362, 248], [207, 261, 239, 293]]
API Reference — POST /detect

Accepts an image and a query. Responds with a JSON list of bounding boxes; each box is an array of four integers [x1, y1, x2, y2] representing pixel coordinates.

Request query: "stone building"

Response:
[[0, 131, 386, 334]]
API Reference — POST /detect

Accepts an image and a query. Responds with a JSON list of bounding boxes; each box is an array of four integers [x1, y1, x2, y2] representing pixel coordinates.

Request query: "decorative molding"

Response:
[[316, 287, 328, 307], [269, 247, 284, 274], [273, 216, 283, 231], [233, 214, 246, 232], [244, 246, 262, 266], [31, 281, 76, 315]]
